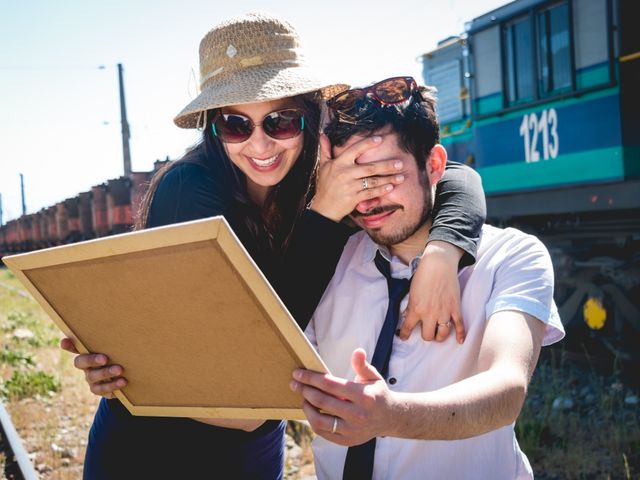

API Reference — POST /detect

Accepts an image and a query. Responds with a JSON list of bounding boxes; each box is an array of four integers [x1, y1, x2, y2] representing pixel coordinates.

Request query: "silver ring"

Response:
[[331, 416, 338, 434], [362, 177, 369, 190], [437, 321, 452, 328]]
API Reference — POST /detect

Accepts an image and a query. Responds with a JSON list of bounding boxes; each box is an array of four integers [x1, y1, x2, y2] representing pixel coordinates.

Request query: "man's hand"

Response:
[[290, 348, 395, 446], [60, 337, 127, 399], [399, 240, 466, 343]]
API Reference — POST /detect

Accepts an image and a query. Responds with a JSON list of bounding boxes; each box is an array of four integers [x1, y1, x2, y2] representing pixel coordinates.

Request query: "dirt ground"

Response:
[[2, 269, 638, 479]]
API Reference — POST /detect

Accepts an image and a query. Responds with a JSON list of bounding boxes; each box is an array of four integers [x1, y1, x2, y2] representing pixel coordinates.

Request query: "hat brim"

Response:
[[174, 65, 348, 128]]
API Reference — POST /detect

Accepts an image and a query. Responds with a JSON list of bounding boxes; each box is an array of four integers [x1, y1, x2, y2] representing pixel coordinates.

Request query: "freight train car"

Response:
[[421, 0, 639, 360], [0, 159, 170, 258]]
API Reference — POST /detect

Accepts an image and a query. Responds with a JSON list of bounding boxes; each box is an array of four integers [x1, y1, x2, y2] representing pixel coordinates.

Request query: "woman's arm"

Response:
[[400, 162, 486, 343], [275, 134, 403, 329], [275, 208, 355, 330]]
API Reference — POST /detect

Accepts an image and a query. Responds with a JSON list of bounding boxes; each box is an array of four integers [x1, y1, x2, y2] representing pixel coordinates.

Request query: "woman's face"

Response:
[[219, 99, 304, 205]]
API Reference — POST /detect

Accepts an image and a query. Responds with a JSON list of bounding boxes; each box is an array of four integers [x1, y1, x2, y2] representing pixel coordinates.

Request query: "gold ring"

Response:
[[362, 177, 369, 190], [331, 416, 338, 434]]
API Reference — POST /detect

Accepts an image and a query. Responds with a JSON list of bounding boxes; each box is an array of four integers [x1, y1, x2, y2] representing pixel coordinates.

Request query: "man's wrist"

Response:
[[382, 390, 407, 438]]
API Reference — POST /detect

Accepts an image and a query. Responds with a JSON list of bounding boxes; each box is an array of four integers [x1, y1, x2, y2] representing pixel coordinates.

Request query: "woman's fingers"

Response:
[[355, 173, 404, 192], [73, 353, 108, 371], [85, 365, 124, 385], [61, 343, 129, 399], [90, 378, 127, 399], [318, 133, 332, 166], [60, 337, 79, 354], [333, 135, 382, 165], [353, 158, 404, 178]]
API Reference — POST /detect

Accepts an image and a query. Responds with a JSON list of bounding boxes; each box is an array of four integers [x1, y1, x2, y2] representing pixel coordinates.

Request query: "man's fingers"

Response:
[[292, 370, 363, 402], [73, 353, 109, 371], [60, 337, 79, 354], [295, 382, 357, 418], [301, 402, 353, 446], [351, 349, 384, 383]]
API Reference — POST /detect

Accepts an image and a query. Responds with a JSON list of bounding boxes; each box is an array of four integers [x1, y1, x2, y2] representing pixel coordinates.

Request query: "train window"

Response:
[[426, 60, 464, 123], [504, 16, 535, 105], [537, 2, 571, 96]]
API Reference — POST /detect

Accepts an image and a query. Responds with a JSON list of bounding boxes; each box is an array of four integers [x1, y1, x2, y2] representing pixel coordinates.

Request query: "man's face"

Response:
[[335, 129, 433, 247]]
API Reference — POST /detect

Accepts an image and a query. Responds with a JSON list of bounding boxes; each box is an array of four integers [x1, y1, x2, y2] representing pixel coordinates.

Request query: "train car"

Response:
[[0, 159, 172, 259], [420, 0, 640, 360], [106, 177, 132, 235]]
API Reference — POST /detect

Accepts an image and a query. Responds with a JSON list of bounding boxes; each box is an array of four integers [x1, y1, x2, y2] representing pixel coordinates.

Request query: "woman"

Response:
[[62, 12, 486, 479]]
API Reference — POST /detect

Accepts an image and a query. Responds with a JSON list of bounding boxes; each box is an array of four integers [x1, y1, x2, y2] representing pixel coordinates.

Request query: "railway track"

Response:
[[0, 401, 38, 480]]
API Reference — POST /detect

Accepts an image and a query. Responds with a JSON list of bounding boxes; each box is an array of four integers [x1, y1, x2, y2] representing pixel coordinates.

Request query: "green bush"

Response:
[[0, 347, 34, 367], [1, 370, 60, 400]]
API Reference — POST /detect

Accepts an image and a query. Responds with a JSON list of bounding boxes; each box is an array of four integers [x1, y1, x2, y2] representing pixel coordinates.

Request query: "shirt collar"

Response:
[[361, 235, 421, 279]]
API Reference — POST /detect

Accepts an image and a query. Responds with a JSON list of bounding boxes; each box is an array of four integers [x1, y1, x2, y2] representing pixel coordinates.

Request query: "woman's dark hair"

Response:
[[135, 91, 322, 254], [324, 86, 439, 171]]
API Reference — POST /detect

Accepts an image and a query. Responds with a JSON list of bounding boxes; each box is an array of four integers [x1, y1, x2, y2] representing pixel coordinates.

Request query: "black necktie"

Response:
[[342, 251, 411, 480]]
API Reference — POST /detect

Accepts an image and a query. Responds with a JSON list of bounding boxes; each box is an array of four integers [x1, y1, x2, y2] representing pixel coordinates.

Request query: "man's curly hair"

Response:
[[324, 86, 440, 171]]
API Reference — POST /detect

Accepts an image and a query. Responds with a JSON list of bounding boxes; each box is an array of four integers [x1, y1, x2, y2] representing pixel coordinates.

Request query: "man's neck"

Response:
[[388, 221, 431, 265]]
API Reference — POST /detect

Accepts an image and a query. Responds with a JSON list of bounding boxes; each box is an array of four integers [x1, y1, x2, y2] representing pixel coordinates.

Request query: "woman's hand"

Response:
[[310, 134, 406, 222], [399, 241, 466, 343], [60, 337, 127, 399]]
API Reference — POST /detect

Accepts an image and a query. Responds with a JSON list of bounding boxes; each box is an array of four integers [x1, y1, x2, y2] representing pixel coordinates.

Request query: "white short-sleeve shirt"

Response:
[[305, 225, 565, 480]]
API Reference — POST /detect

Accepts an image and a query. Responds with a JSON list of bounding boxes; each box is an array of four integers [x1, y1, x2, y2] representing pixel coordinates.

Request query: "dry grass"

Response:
[[1, 267, 99, 478], [0, 267, 312, 479], [517, 347, 639, 479], [2, 266, 638, 479]]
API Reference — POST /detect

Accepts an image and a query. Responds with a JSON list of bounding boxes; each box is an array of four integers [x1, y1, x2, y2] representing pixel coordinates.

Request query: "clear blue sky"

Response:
[[0, 0, 510, 222]]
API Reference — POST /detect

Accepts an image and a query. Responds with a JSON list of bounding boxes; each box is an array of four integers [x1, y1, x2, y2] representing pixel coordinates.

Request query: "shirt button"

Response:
[[388, 377, 397, 385]]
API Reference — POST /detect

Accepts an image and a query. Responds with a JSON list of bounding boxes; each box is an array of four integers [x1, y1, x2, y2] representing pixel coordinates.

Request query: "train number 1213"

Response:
[[519, 108, 559, 163]]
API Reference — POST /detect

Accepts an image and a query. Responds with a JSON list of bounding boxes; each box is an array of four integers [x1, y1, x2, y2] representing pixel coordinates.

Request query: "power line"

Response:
[[0, 65, 113, 71]]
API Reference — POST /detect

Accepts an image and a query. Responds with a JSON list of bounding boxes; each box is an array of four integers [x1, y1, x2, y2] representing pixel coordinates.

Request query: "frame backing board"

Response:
[[2, 216, 328, 419]]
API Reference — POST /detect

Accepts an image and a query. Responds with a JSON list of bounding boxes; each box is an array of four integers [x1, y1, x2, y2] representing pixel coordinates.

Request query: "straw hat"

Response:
[[174, 12, 348, 129]]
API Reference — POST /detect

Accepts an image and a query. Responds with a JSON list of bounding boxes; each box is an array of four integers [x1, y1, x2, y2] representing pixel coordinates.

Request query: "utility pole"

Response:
[[118, 63, 132, 178], [20, 173, 26, 215]]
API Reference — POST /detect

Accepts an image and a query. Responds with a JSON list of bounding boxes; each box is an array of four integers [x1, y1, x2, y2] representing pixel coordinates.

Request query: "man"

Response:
[[289, 77, 565, 479]]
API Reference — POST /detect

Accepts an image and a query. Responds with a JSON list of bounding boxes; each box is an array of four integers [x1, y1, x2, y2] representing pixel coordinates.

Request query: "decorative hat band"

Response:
[[200, 46, 304, 89]]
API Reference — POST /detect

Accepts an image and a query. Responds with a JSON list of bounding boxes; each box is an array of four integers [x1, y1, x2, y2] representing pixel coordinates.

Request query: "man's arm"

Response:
[[387, 310, 545, 440], [290, 310, 545, 446]]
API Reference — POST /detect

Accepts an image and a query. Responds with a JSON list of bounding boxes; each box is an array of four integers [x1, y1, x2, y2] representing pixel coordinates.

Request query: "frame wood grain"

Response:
[[2, 216, 328, 419]]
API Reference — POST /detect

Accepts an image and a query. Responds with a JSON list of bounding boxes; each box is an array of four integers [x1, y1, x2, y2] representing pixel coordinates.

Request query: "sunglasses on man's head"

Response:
[[327, 76, 418, 121], [211, 109, 305, 143]]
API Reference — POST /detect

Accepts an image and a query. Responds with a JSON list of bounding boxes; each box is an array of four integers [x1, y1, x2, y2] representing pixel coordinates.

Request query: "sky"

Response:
[[0, 0, 511, 223]]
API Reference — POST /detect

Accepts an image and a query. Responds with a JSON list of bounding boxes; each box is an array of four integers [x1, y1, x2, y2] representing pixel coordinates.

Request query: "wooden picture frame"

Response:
[[2, 216, 328, 419]]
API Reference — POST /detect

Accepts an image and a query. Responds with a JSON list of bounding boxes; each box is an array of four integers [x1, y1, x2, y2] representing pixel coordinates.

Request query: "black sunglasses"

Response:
[[211, 109, 305, 143], [327, 76, 418, 121]]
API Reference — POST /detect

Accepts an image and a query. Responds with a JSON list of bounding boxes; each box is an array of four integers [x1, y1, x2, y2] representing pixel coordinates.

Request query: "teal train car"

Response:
[[421, 0, 639, 360]]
